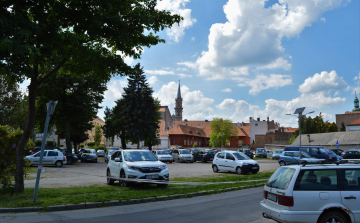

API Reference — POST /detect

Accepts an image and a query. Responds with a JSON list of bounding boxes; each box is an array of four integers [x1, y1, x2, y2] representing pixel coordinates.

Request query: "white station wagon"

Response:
[[261, 164, 360, 223]]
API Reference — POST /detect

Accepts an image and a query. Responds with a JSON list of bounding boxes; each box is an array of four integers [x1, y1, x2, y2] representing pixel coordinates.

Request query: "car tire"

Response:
[[55, 161, 63, 167], [252, 171, 258, 174], [319, 211, 347, 223], [107, 169, 114, 185], [119, 171, 127, 187], [177, 158, 180, 163], [67, 158, 73, 165], [236, 167, 242, 175], [279, 161, 286, 166], [169, 161, 172, 164], [212, 165, 219, 173], [95, 160, 97, 163]]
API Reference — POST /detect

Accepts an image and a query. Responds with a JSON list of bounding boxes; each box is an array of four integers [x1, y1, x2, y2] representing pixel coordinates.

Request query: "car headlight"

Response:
[[127, 165, 141, 171], [159, 164, 167, 170]]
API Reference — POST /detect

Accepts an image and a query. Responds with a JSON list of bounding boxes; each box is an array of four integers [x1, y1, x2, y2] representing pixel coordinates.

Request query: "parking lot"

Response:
[[24, 158, 280, 188]]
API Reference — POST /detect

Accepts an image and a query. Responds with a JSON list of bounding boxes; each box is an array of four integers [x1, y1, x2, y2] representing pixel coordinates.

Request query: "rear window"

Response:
[[266, 167, 296, 190]]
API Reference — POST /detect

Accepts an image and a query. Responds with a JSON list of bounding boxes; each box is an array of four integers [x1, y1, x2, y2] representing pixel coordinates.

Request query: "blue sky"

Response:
[[21, 0, 359, 128], [101, 0, 360, 128]]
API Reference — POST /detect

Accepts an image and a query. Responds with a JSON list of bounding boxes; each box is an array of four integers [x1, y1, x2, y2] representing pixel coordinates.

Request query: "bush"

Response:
[[178, 146, 184, 149], [95, 146, 105, 151], [192, 143, 197, 148], [35, 140, 42, 147], [80, 144, 85, 148], [0, 126, 31, 190], [46, 140, 55, 147], [87, 141, 95, 147]]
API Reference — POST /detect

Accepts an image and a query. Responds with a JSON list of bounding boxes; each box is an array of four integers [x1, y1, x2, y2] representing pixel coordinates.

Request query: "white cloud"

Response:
[[298, 70, 348, 94], [156, 0, 196, 42], [102, 79, 128, 107], [221, 88, 232, 92], [232, 74, 293, 95], [153, 81, 214, 119], [145, 69, 192, 78], [180, 0, 345, 81], [191, 37, 196, 41], [147, 76, 158, 85], [320, 17, 326, 23]]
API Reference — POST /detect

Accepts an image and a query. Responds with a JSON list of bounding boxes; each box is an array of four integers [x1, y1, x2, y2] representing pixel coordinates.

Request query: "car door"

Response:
[[32, 151, 47, 165], [214, 152, 226, 171], [225, 153, 236, 171], [108, 151, 119, 177], [340, 169, 360, 222], [45, 151, 58, 165]]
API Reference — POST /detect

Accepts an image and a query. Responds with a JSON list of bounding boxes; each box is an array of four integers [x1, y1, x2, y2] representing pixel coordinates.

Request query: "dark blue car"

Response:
[[284, 146, 338, 162]]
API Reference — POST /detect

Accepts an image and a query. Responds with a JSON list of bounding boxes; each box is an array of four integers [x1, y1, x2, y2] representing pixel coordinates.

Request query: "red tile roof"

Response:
[[159, 107, 166, 112], [348, 118, 360, 126], [168, 124, 207, 137]]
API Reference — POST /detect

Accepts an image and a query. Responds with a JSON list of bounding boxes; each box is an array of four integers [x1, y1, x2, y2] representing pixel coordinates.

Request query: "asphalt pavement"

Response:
[[0, 187, 274, 223]]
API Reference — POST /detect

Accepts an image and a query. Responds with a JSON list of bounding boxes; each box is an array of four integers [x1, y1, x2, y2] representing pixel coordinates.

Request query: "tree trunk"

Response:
[[121, 131, 126, 149], [64, 121, 72, 154], [15, 81, 37, 193], [137, 136, 140, 149]]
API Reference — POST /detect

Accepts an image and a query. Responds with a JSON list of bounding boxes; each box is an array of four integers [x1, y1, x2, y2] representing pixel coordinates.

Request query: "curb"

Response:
[[0, 183, 265, 214]]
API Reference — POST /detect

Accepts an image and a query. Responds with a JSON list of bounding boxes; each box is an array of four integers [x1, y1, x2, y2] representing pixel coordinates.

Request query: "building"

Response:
[[291, 131, 360, 151], [173, 81, 183, 121], [168, 124, 208, 147], [346, 118, 360, 131], [229, 122, 250, 147], [255, 127, 297, 149], [84, 116, 107, 146], [159, 106, 173, 130], [336, 93, 360, 131]]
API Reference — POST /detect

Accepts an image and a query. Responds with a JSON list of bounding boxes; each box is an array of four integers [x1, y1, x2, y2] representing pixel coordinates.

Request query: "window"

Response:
[[217, 152, 225, 159], [47, 151, 58, 157], [173, 140, 176, 145], [111, 151, 118, 160], [226, 153, 235, 160], [238, 140, 243, 146], [157, 139, 161, 145], [340, 169, 360, 191], [34, 151, 47, 157], [188, 140, 189, 145], [227, 142, 230, 146], [266, 167, 296, 190], [255, 123, 258, 126], [294, 169, 338, 191], [184, 140, 186, 145]]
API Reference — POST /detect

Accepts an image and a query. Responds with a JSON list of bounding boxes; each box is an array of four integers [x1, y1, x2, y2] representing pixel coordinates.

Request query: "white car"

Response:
[[154, 150, 173, 163], [212, 150, 259, 174], [106, 149, 169, 187], [171, 149, 194, 163], [261, 164, 360, 223], [25, 150, 67, 167]]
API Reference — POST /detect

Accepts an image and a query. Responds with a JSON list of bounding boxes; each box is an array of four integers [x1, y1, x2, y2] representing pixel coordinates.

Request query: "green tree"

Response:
[[94, 126, 103, 147], [328, 122, 338, 132], [1, 0, 181, 192], [121, 64, 161, 149], [209, 118, 237, 147], [340, 122, 346, 131]]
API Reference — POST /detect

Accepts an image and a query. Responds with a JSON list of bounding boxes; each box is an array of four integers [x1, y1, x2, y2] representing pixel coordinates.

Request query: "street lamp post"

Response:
[[286, 107, 314, 161], [33, 100, 58, 204]]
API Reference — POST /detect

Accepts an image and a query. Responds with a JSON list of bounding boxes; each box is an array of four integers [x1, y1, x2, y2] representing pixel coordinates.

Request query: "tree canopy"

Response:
[[1, 0, 181, 192], [209, 118, 237, 147]]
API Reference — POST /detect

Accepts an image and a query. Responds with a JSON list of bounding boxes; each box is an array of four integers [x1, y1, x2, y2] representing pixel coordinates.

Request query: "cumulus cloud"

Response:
[[153, 81, 214, 119], [145, 69, 192, 78], [298, 70, 348, 94], [221, 88, 232, 92], [232, 74, 293, 95], [156, 0, 196, 42], [320, 17, 326, 23], [147, 76, 158, 85], [179, 0, 345, 80], [103, 79, 128, 106]]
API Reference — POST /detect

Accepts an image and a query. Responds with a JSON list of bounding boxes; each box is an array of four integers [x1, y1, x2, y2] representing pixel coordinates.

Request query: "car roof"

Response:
[[281, 164, 360, 170]]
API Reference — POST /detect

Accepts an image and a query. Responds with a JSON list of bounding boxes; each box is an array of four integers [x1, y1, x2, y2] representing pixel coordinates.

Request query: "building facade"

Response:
[[174, 81, 183, 121], [336, 93, 360, 131]]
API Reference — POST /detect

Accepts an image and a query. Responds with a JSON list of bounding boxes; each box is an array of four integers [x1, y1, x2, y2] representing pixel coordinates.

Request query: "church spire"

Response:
[[353, 91, 360, 112], [177, 80, 181, 98]]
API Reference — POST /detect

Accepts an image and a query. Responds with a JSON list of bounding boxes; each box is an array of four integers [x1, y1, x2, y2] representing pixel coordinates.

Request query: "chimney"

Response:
[[205, 119, 209, 122], [307, 134, 310, 143], [257, 117, 260, 121], [237, 122, 241, 128]]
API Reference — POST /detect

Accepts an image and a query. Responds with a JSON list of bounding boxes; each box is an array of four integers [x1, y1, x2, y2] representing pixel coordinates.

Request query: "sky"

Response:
[[21, 0, 360, 128]]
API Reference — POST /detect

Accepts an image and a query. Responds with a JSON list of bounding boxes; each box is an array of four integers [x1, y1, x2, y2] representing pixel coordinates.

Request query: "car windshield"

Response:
[[123, 151, 157, 162], [157, 151, 168, 155], [326, 150, 336, 155], [275, 150, 283, 154], [257, 149, 265, 152], [266, 167, 296, 190], [206, 151, 215, 154], [232, 152, 250, 160], [179, 150, 190, 154], [108, 150, 116, 155], [319, 148, 328, 154], [191, 148, 200, 152]]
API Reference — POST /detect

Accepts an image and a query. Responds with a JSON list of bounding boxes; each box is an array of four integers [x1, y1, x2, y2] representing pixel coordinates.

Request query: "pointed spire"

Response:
[[177, 80, 181, 98]]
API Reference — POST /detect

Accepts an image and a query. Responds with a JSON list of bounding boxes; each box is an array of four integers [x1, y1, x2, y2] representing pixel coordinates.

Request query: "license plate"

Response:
[[252, 167, 258, 169], [146, 174, 159, 179], [268, 193, 277, 202]]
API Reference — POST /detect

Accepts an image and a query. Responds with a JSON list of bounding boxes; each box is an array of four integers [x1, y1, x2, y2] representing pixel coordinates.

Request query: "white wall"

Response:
[[346, 125, 360, 131], [250, 117, 268, 144]]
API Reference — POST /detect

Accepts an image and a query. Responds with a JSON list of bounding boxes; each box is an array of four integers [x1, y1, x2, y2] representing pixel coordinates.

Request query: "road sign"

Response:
[[336, 141, 339, 147], [176, 145, 178, 149]]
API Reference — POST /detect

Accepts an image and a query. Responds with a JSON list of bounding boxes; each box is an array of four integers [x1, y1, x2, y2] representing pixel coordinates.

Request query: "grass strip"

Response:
[[0, 171, 273, 209]]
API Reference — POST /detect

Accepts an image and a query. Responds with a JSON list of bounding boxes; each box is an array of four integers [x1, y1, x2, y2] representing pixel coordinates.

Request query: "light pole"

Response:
[[286, 107, 314, 161], [33, 100, 58, 204]]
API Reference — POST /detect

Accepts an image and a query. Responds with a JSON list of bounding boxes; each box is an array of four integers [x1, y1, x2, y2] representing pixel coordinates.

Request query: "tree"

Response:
[[1, 1, 181, 192], [209, 118, 237, 147], [340, 122, 346, 131], [94, 126, 103, 147], [121, 63, 161, 149]]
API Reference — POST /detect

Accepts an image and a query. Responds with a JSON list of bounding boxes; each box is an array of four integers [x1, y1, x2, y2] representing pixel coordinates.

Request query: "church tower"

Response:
[[174, 81, 183, 121], [353, 91, 360, 112]]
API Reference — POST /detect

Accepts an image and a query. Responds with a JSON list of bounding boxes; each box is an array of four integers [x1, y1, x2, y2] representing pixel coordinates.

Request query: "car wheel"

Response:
[[119, 171, 127, 187], [55, 161, 63, 167], [252, 171, 258, 174], [169, 161, 172, 164], [236, 167, 242, 175], [279, 161, 286, 166], [319, 211, 347, 223], [177, 158, 180, 163], [157, 183, 168, 188], [67, 158, 73, 165], [107, 169, 114, 185], [212, 165, 218, 172], [95, 159, 98, 163]]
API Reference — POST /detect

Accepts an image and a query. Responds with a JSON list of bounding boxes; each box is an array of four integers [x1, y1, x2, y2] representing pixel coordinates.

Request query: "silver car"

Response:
[[25, 150, 67, 167], [154, 150, 173, 163], [104, 150, 116, 163], [97, 149, 105, 157], [171, 149, 193, 163]]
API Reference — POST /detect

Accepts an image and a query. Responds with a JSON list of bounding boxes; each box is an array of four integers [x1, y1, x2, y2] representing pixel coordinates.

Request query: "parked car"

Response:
[[278, 151, 318, 166], [80, 149, 98, 163], [284, 146, 338, 162], [153, 150, 173, 163], [25, 150, 67, 167], [193, 150, 215, 163], [213, 149, 220, 154], [97, 149, 105, 157], [106, 149, 169, 187], [237, 148, 254, 159], [272, 149, 284, 160], [190, 148, 201, 156], [266, 150, 273, 157], [256, 148, 267, 158], [29, 146, 55, 155], [212, 151, 259, 174], [331, 148, 344, 156], [57, 148, 79, 165], [164, 149, 172, 155], [261, 163, 360, 223], [104, 150, 116, 163], [171, 149, 194, 163], [325, 149, 342, 161], [109, 147, 120, 150], [341, 150, 360, 160]]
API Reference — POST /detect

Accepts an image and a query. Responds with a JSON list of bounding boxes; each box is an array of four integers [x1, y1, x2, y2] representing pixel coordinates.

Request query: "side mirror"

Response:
[[114, 157, 122, 162]]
